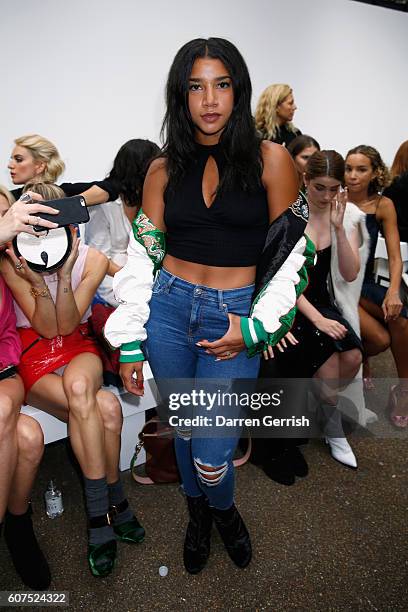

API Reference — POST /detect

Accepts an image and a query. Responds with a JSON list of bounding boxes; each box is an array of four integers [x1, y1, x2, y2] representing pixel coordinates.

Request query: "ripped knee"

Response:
[[194, 458, 228, 487], [175, 427, 192, 441]]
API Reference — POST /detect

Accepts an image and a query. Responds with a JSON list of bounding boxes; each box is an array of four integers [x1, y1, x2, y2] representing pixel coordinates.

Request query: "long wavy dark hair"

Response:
[[161, 37, 262, 193], [108, 139, 160, 207]]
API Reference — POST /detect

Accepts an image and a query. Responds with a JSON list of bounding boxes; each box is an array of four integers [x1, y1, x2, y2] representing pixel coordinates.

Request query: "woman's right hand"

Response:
[[120, 361, 145, 396], [315, 316, 347, 340], [5, 243, 46, 288]]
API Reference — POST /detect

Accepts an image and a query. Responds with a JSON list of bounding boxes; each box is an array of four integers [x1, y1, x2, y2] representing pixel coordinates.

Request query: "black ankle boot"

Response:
[[211, 503, 252, 568], [263, 451, 296, 486], [4, 505, 51, 590], [183, 495, 212, 574], [288, 447, 308, 478]]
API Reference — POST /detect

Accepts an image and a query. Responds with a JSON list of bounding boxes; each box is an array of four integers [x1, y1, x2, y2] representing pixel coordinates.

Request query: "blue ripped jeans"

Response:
[[144, 268, 260, 510]]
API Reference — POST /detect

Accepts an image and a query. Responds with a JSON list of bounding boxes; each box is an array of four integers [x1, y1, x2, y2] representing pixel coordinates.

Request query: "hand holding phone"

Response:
[[29, 195, 90, 232]]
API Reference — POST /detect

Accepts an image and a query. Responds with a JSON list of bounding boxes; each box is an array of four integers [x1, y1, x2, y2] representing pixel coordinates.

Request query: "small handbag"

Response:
[[131, 417, 179, 485], [131, 417, 252, 485]]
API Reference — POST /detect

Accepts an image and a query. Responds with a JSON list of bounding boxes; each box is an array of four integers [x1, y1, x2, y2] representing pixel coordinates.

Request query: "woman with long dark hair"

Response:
[[85, 139, 160, 306], [105, 38, 313, 573]]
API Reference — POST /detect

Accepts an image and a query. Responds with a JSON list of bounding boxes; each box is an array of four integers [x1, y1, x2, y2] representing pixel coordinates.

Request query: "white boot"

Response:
[[317, 403, 358, 469], [325, 437, 357, 469]]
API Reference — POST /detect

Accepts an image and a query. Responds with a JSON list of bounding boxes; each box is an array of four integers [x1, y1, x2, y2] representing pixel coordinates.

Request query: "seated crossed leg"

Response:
[[27, 352, 145, 578]]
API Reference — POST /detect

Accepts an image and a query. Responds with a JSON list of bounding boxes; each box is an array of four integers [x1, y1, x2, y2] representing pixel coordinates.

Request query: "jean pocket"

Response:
[[223, 298, 251, 319], [152, 274, 167, 295]]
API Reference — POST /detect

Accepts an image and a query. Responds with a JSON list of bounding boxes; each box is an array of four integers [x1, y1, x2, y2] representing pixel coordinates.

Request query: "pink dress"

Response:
[[0, 273, 22, 372]]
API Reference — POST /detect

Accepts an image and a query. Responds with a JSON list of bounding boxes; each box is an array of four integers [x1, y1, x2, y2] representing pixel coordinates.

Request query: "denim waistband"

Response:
[[158, 268, 255, 304]]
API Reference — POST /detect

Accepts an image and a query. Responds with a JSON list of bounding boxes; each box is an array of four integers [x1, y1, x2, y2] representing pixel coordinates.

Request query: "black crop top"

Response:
[[164, 142, 269, 267]]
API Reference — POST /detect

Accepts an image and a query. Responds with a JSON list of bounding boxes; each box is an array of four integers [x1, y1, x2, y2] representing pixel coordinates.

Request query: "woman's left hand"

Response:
[[197, 313, 245, 360], [57, 226, 80, 280], [330, 187, 347, 230], [382, 289, 402, 321], [262, 330, 299, 360]]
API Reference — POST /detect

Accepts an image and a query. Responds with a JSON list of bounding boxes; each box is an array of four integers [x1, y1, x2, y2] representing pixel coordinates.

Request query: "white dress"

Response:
[[85, 199, 132, 306]]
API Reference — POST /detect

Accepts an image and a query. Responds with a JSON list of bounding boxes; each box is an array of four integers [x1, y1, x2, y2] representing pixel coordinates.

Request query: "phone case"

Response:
[[33, 196, 89, 231]]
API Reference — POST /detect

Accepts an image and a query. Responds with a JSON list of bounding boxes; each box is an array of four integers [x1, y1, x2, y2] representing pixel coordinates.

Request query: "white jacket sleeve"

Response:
[[240, 234, 316, 355], [103, 210, 165, 363]]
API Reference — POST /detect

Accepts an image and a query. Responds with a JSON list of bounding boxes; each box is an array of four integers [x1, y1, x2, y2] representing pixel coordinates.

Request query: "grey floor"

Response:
[[0, 352, 407, 612]]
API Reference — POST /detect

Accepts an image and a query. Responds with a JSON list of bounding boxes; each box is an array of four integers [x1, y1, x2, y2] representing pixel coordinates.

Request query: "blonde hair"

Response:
[[255, 83, 297, 140], [14, 134, 65, 183], [0, 184, 16, 207], [23, 182, 65, 200]]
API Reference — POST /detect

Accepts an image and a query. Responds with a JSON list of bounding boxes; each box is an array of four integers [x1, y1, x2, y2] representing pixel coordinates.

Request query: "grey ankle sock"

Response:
[[317, 404, 345, 438], [84, 476, 114, 546], [108, 480, 133, 526]]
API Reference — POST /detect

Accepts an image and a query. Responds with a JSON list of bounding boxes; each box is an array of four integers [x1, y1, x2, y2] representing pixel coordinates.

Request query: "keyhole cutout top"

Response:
[[201, 155, 220, 209]]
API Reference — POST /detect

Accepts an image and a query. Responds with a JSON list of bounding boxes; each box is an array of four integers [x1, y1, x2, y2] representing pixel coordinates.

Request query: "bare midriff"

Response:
[[163, 254, 256, 289]]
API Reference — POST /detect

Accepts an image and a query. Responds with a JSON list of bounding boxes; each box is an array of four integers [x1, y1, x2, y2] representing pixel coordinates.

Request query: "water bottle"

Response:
[[44, 480, 64, 518]]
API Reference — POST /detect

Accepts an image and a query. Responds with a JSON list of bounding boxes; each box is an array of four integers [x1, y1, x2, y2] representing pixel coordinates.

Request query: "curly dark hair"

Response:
[[346, 145, 391, 196], [161, 37, 262, 193], [108, 139, 160, 207]]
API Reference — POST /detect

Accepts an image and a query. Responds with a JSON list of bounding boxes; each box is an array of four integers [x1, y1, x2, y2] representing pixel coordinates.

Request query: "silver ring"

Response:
[[226, 351, 232, 357], [15, 262, 24, 270]]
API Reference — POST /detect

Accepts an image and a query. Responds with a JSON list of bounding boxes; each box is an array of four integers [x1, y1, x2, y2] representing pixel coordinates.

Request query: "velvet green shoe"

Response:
[[113, 516, 145, 544], [88, 539, 117, 578]]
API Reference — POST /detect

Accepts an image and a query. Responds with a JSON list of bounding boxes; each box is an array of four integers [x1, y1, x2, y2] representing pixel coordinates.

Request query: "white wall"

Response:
[[0, 0, 407, 188]]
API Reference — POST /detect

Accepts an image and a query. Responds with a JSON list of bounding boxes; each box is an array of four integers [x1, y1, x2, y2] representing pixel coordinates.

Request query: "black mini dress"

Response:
[[275, 245, 363, 378]]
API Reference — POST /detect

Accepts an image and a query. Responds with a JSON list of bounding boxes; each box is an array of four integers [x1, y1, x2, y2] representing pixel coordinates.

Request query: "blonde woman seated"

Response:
[[0, 184, 144, 579]]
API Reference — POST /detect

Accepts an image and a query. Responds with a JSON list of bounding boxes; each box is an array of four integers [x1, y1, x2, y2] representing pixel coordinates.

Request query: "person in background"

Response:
[[0, 188, 51, 590], [287, 135, 320, 191], [8, 134, 119, 206], [345, 145, 408, 427], [384, 140, 408, 242], [261, 150, 367, 482], [255, 83, 301, 147], [85, 139, 160, 306], [1, 183, 145, 579]]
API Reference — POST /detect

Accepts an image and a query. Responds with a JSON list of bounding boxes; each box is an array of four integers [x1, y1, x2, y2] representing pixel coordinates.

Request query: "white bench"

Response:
[[21, 362, 159, 472], [374, 236, 408, 288]]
